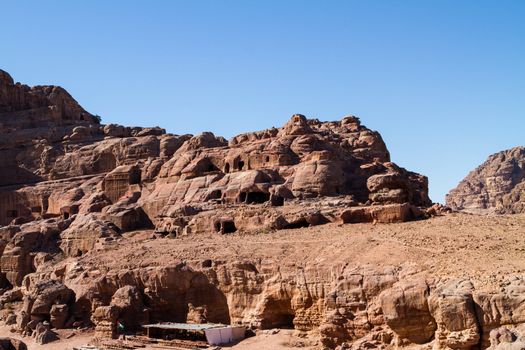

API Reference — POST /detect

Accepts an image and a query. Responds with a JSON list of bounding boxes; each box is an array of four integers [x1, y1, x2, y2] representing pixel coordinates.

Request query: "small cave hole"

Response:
[[224, 163, 230, 173], [271, 195, 284, 207], [237, 160, 245, 170], [265, 156, 270, 162], [208, 189, 222, 200], [222, 220, 237, 233], [0, 274, 12, 289], [246, 192, 270, 204], [261, 299, 296, 329]]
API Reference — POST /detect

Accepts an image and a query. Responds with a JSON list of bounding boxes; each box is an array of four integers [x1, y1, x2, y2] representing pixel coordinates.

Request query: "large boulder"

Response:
[[17, 280, 74, 332], [109, 286, 148, 330], [428, 280, 480, 349], [380, 280, 436, 344]]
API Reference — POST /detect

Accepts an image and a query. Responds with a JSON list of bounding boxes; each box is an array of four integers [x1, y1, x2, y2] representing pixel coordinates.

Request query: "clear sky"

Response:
[[2, 0, 524, 203]]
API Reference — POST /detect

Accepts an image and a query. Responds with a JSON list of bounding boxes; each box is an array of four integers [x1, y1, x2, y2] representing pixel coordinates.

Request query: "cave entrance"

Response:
[[224, 163, 230, 173], [214, 220, 237, 234], [208, 189, 222, 200], [0, 273, 12, 289], [237, 160, 245, 170], [240, 191, 270, 204], [247, 192, 269, 204], [261, 298, 295, 329], [130, 170, 141, 184], [222, 220, 237, 233]]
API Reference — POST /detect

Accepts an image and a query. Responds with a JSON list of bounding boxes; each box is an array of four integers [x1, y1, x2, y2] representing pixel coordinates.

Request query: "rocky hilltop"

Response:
[[1, 70, 524, 350], [0, 69, 432, 235], [447, 147, 525, 214]]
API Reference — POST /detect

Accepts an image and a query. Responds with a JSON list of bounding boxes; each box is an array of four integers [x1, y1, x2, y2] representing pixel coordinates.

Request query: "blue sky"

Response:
[[2, 0, 524, 203]]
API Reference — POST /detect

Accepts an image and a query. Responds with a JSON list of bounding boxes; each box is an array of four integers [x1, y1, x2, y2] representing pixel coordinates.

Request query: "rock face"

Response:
[[0, 69, 486, 350], [141, 114, 431, 236], [0, 69, 432, 237], [24, 249, 525, 350], [447, 147, 525, 214]]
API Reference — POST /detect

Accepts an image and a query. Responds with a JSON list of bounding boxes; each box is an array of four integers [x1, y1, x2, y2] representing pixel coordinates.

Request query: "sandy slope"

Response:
[[75, 212, 525, 289]]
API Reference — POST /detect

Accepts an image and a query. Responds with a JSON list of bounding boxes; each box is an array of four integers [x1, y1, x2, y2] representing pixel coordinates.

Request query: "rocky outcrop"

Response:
[[60, 214, 120, 257], [0, 218, 65, 286], [18, 254, 525, 350], [447, 147, 525, 214], [141, 114, 431, 236], [16, 280, 75, 333], [0, 69, 454, 349], [0, 70, 432, 240]]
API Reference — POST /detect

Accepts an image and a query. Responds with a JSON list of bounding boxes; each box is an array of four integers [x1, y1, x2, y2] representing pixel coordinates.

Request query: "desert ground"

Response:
[[75, 212, 525, 290]]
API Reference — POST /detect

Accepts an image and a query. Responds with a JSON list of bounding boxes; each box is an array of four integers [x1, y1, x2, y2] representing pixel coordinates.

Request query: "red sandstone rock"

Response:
[[447, 146, 525, 214], [0, 70, 451, 350]]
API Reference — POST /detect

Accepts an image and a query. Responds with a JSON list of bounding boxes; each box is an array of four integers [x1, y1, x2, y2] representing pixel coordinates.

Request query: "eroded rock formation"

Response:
[[4, 69, 522, 350], [0, 69, 431, 237], [447, 147, 525, 214]]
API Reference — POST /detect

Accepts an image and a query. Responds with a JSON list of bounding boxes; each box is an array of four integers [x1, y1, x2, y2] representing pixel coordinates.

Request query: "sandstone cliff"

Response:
[[447, 147, 525, 214], [2, 70, 524, 350]]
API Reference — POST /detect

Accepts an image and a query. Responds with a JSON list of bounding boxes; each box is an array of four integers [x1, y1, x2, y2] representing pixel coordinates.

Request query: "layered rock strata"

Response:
[[447, 147, 525, 214], [0, 69, 488, 350]]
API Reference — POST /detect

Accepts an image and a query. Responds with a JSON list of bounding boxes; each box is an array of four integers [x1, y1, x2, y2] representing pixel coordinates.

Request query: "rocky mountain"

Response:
[[2, 70, 525, 350], [446, 147, 525, 214]]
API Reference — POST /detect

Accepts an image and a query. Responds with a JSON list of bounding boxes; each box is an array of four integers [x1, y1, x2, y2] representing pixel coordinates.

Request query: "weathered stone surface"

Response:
[[0, 219, 63, 286], [60, 214, 120, 257], [7, 69, 520, 350], [92, 305, 119, 339], [108, 285, 148, 331], [380, 279, 436, 344], [0, 70, 433, 247], [428, 280, 480, 349], [447, 147, 525, 214], [33, 322, 59, 344], [488, 325, 525, 350]]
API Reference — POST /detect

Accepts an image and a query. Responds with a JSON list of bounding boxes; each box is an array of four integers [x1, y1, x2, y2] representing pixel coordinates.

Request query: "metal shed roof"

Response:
[[142, 323, 226, 331]]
